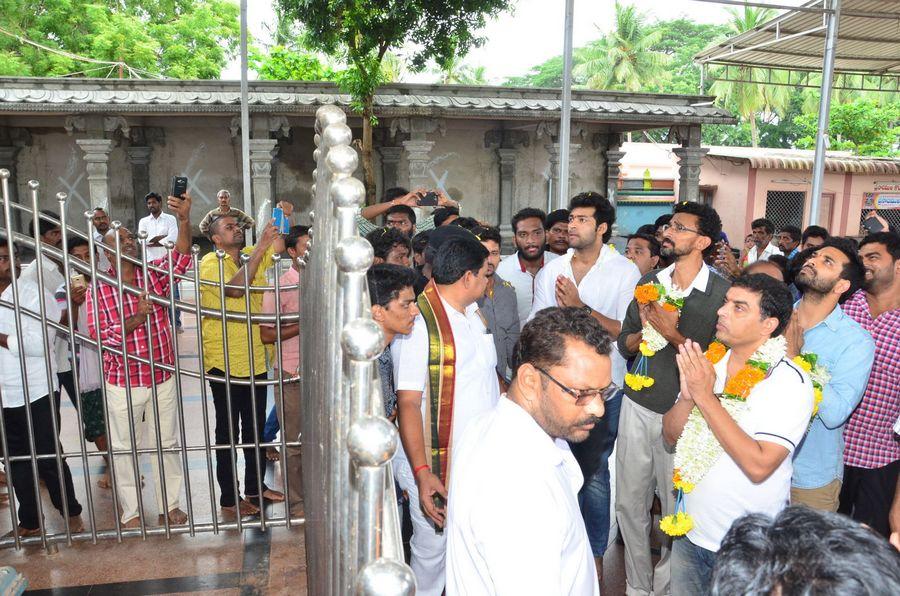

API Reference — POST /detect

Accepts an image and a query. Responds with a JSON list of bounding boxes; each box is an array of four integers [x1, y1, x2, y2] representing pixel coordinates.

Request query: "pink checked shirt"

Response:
[[86, 252, 192, 388], [261, 266, 301, 374], [842, 290, 900, 469]]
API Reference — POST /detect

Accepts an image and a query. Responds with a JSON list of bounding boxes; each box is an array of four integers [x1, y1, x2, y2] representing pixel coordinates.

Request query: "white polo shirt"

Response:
[[684, 352, 814, 552], [496, 251, 558, 328], [528, 245, 640, 386], [446, 396, 599, 596], [746, 242, 780, 265], [391, 289, 500, 468], [138, 212, 178, 262]]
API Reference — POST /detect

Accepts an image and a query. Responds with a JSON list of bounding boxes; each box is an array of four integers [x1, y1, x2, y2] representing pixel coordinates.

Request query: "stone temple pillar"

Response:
[[605, 150, 626, 207], [547, 142, 581, 209], [127, 145, 152, 228], [672, 146, 708, 203], [249, 139, 279, 216], [76, 139, 114, 211], [401, 139, 435, 191], [0, 145, 22, 231], [378, 146, 403, 191]]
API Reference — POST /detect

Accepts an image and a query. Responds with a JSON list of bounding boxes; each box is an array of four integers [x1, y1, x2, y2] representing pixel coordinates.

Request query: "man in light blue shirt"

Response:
[[787, 238, 875, 511]]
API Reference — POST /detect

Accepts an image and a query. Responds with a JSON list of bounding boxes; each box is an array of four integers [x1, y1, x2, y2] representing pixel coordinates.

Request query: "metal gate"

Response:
[[0, 105, 413, 595]]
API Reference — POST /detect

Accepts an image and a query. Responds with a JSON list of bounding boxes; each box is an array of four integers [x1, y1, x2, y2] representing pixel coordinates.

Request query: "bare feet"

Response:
[[255, 489, 285, 503], [160, 508, 188, 525], [97, 474, 111, 489], [3, 525, 41, 539], [69, 515, 85, 533], [221, 499, 260, 517], [123, 517, 141, 529], [266, 447, 280, 462]]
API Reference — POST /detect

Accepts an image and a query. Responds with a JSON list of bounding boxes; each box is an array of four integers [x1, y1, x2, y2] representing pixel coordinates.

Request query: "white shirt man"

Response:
[[138, 210, 179, 261], [529, 246, 639, 386], [391, 290, 500, 595], [496, 250, 558, 326], [446, 397, 599, 595], [684, 353, 813, 552], [746, 242, 780, 265]]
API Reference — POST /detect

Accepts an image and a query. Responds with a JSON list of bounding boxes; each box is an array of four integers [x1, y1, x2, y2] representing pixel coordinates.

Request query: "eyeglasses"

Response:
[[661, 222, 700, 235], [534, 366, 618, 405]]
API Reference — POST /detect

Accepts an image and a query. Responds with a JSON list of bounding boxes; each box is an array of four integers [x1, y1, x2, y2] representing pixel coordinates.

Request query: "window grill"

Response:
[[764, 190, 806, 231]]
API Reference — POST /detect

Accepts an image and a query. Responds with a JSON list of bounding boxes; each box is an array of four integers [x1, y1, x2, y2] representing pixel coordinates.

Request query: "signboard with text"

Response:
[[863, 192, 900, 210]]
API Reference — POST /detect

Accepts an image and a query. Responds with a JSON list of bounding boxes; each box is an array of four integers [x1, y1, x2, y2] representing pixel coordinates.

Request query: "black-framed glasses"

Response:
[[660, 222, 700, 235], [535, 366, 618, 405]]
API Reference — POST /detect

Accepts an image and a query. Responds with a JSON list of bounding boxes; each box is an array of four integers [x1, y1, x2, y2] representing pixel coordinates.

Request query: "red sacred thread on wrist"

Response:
[[413, 464, 430, 477]]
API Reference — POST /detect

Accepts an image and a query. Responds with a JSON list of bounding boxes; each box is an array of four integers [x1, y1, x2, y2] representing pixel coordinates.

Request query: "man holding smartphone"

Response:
[[357, 187, 459, 236]]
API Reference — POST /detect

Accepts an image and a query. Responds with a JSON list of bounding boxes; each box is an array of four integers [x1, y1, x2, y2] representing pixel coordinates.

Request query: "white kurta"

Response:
[[446, 397, 600, 596]]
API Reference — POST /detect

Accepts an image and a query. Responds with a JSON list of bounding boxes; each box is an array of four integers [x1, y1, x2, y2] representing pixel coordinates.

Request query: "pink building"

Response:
[[616, 142, 900, 241]]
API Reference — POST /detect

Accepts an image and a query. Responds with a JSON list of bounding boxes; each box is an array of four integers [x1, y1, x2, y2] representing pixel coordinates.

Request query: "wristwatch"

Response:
[[582, 305, 593, 316]]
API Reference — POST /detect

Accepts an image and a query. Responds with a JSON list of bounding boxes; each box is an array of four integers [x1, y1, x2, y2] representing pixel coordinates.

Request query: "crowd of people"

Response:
[[1, 182, 899, 595]]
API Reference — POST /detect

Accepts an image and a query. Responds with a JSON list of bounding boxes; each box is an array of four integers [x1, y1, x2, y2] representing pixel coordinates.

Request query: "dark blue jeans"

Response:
[[263, 404, 279, 443], [671, 537, 717, 596], [577, 390, 622, 558]]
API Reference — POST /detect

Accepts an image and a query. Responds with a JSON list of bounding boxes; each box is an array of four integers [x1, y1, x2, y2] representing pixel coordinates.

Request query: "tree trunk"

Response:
[[361, 98, 376, 206], [749, 114, 759, 148]]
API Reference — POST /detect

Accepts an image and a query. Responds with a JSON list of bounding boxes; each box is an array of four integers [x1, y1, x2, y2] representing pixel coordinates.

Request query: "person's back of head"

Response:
[[450, 216, 480, 231], [431, 236, 488, 286], [712, 506, 900, 595], [432, 206, 460, 227], [382, 187, 409, 203]]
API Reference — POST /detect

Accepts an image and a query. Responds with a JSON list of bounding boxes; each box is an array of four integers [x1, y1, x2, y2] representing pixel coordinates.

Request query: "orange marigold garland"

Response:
[[625, 283, 687, 393]]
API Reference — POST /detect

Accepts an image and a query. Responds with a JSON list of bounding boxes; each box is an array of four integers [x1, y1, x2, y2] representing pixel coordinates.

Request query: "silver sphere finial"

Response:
[[322, 122, 352, 148], [325, 145, 358, 176], [335, 236, 373, 273], [347, 415, 398, 467], [341, 318, 384, 362], [331, 177, 365, 208], [356, 559, 416, 596]]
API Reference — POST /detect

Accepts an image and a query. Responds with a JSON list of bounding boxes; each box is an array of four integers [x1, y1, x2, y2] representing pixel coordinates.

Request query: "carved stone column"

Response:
[[605, 150, 626, 207], [672, 147, 709, 203], [547, 142, 581, 207], [485, 129, 530, 241], [378, 146, 403, 190], [401, 140, 435, 191], [126, 146, 153, 228], [249, 138, 279, 214], [76, 139, 114, 211], [0, 145, 22, 231]]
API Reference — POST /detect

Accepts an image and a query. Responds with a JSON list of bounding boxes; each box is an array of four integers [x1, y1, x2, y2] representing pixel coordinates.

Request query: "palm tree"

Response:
[[573, 2, 670, 92], [710, 3, 791, 146]]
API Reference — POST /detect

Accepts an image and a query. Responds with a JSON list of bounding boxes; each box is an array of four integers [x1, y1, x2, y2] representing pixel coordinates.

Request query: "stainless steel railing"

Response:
[[0, 105, 413, 596]]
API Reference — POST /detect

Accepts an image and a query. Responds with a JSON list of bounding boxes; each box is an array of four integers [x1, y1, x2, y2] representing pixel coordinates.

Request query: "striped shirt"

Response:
[[842, 290, 900, 469]]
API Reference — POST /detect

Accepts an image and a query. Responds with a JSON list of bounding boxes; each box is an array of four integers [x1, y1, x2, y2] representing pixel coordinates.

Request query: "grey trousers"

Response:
[[273, 375, 303, 515], [615, 397, 675, 596]]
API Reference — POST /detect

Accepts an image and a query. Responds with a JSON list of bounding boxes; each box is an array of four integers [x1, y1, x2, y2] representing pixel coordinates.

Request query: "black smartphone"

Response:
[[417, 191, 439, 207], [863, 215, 885, 234], [432, 494, 446, 534], [171, 176, 188, 199]]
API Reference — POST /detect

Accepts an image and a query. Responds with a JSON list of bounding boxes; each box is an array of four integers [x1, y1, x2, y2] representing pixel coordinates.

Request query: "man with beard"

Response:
[[839, 232, 900, 536], [529, 192, 639, 583], [474, 225, 519, 380], [545, 208, 570, 256], [787, 238, 874, 512], [776, 225, 801, 260], [87, 193, 195, 528], [617, 201, 730, 596], [446, 307, 611, 595], [746, 218, 779, 265], [625, 233, 662, 276], [496, 208, 558, 327]]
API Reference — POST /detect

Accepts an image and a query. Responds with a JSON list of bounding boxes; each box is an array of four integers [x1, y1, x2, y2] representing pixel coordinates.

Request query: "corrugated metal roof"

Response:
[[0, 78, 735, 125], [695, 0, 900, 77], [706, 145, 900, 174]]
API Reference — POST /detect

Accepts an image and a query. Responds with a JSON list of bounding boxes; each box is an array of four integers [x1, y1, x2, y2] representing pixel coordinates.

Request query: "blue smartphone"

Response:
[[273, 207, 290, 233]]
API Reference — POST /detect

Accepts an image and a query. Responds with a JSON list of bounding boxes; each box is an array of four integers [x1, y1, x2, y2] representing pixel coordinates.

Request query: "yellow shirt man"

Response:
[[199, 246, 273, 377]]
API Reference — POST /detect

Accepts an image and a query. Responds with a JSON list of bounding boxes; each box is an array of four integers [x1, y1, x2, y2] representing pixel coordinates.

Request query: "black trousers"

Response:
[[838, 460, 900, 538], [207, 369, 269, 508], [3, 394, 82, 530]]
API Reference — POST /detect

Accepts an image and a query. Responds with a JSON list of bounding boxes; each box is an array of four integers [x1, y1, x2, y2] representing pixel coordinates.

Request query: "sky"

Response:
[[222, 0, 806, 83]]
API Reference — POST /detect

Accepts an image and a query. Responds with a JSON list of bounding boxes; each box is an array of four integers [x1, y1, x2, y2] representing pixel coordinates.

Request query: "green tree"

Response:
[[251, 46, 333, 81], [646, 19, 730, 95], [0, 0, 240, 78], [439, 55, 487, 85], [572, 2, 671, 92], [709, 4, 791, 147], [504, 55, 565, 87], [278, 0, 511, 204], [795, 100, 900, 156]]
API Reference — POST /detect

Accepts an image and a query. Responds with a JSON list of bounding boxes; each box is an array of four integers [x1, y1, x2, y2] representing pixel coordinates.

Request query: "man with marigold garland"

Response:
[[786, 237, 874, 512], [662, 274, 814, 595], [616, 201, 730, 596]]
